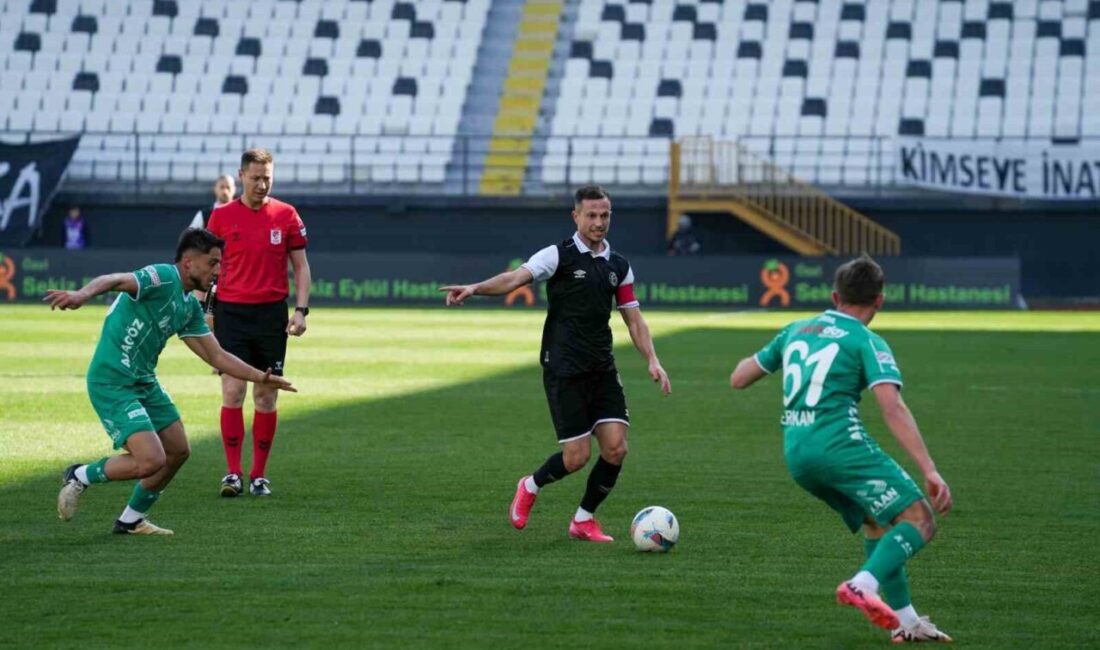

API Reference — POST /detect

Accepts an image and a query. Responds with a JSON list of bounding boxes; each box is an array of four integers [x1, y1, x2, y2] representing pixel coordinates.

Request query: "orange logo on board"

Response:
[[0, 252, 16, 300], [759, 259, 790, 307]]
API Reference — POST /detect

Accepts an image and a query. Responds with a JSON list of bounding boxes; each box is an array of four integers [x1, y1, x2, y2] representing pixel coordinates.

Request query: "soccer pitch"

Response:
[[1, 306, 1097, 648]]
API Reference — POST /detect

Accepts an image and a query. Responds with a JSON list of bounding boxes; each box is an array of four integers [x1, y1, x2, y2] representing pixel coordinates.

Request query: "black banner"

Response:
[[0, 249, 1021, 310], [0, 136, 81, 246]]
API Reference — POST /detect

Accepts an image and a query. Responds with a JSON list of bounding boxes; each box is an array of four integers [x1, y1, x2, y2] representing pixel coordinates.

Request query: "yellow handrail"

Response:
[[669, 137, 900, 256]]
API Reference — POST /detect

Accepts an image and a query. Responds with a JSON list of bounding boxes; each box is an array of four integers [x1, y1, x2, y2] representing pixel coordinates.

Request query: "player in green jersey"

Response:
[[730, 255, 953, 643], [46, 228, 296, 536]]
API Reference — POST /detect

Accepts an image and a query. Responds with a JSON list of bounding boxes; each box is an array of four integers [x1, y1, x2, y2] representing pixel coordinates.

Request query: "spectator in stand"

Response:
[[667, 215, 701, 256], [63, 206, 88, 250]]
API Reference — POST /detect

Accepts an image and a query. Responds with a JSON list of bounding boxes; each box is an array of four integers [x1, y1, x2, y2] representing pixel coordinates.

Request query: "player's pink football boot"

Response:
[[836, 581, 900, 630], [509, 476, 538, 530], [568, 518, 614, 542]]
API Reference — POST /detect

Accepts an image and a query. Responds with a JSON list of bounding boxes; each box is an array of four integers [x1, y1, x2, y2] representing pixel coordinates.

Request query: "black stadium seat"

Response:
[[315, 20, 339, 39], [801, 98, 827, 117], [153, 0, 178, 18], [15, 32, 41, 53], [72, 15, 98, 35], [357, 39, 382, 58], [590, 59, 613, 79], [411, 22, 435, 39], [570, 41, 593, 59], [783, 60, 808, 78], [898, 118, 924, 135], [222, 75, 248, 95], [236, 37, 261, 57], [657, 79, 682, 98], [693, 23, 716, 40], [835, 41, 860, 58], [303, 58, 329, 77], [73, 71, 99, 92], [194, 17, 219, 37], [156, 54, 183, 75], [315, 96, 341, 116], [393, 77, 418, 96]]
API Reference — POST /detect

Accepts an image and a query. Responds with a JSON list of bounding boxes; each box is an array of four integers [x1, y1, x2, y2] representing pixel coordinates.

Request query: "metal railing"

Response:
[[3, 130, 1093, 197]]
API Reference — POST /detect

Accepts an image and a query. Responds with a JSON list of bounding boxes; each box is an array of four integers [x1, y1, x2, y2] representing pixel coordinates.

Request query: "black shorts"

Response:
[[542, 367, 629, 443], [213, 300, 288, 376]]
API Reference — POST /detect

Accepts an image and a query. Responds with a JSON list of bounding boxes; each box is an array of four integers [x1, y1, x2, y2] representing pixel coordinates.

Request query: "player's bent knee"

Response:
[[603, 443, 627, 465], [137, 454, 167, 478], [170, 445, 191, 466], [563, 450, 590, 473]]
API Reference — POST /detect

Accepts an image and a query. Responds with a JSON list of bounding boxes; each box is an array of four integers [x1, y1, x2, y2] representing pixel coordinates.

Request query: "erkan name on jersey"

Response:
[[781, 409, 817, 426]]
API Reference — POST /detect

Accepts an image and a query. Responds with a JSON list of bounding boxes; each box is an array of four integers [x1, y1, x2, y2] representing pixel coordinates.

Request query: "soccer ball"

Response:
[[630, 506, 679, 552]]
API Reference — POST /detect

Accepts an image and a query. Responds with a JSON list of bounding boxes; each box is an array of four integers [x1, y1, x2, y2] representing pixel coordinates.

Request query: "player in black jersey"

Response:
[[440, 186, 671, 542]]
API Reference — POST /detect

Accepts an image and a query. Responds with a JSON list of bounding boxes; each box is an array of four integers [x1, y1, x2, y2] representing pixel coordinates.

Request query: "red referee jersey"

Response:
[[207, 197, 307, 304]]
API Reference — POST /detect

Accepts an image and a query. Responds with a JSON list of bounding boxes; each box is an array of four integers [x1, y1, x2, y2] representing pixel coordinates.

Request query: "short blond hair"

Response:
[[240, 148, 274, 169]]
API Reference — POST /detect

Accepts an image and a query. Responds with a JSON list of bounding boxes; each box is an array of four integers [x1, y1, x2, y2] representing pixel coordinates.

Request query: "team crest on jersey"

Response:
[[608, 271, 619, 287], [270, 229, 282, 245]]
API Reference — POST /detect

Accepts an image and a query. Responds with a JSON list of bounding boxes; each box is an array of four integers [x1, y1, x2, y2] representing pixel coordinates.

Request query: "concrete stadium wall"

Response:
[[32, 192, 1098, 300]]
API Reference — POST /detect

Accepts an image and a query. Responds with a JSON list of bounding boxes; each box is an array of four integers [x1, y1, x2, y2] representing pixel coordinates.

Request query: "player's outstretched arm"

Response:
[[183, 334, 297, 392], [439, 267, 534, 306], [43, 272, 138, 310], [872, 383, 951, 514], [730, 356, 768, 389], [620, 307, 671, 395]]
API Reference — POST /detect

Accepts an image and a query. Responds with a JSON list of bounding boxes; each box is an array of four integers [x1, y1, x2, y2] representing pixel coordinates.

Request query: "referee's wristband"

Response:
[[294, 306, 310, 316]]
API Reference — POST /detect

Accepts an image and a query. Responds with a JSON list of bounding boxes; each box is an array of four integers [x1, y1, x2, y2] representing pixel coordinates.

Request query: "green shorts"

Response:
[[787, 438, 925, 533], [87, 380, 180, 449]]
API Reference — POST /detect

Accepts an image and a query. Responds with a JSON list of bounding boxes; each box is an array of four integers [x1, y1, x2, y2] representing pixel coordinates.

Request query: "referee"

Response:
[[207, 148, 311, 497], [440, 185, 671, 543]]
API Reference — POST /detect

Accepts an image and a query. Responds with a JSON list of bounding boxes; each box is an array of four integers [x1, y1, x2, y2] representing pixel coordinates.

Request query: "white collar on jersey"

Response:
[[572, 232, 611, 259]]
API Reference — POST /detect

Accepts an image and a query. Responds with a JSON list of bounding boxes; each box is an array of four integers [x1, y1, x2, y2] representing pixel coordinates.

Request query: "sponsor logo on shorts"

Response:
[[127, 407, 149, 420], [858, 479, 901, 515]]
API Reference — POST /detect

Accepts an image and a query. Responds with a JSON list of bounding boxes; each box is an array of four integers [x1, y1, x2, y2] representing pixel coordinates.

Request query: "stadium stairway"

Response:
[[479, 0, 564, 195], [669, 138, 901, 256]]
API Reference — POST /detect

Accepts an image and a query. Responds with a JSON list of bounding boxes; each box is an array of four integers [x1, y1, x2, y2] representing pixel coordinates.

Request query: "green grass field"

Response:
[[1, 306, 1098, 648]]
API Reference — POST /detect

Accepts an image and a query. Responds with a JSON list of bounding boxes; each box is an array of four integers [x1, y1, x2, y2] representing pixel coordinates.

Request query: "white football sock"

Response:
[[850, 570, 880, 594], [896, 605, 920, 629], [118, 506, 144, 524], [74, 465, 91, 486], [523, 476, 539, 494], [573, 507, 594, 522]]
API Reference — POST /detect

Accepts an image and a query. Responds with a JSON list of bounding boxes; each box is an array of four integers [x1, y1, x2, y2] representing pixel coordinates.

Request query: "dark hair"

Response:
[[574, 185, 610, 208], [834, 254, 885, 305], [241, 148, 274, 169], [176, 228, 225, 262]]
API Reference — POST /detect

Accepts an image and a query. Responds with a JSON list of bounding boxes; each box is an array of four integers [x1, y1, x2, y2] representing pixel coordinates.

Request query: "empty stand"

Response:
[[0, 0, 489, 185]]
